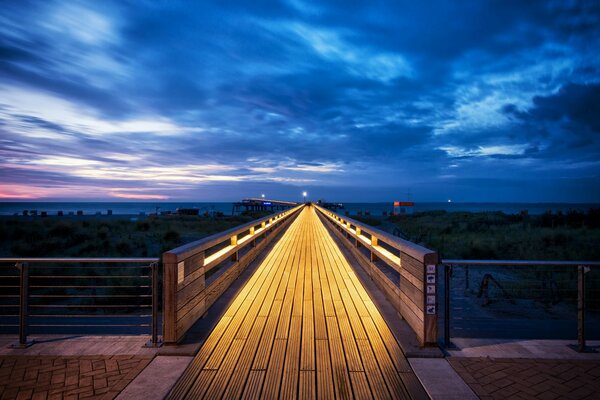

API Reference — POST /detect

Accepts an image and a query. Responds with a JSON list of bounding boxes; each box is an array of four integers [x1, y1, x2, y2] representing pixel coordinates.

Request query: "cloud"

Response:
[[0, 1, 599, 201]]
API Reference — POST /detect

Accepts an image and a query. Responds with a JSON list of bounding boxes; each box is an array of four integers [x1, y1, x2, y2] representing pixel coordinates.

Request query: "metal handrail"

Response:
[[440, 259, 598, 352], [0, 258, 160, 348]]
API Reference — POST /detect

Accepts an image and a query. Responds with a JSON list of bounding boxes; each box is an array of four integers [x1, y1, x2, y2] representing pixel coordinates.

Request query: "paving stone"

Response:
[[0, 355, 154, 400], [448, 358, 600, 400]]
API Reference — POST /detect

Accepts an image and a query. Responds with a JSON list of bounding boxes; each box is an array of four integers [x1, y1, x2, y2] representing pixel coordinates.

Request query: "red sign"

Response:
[[394, 201, 414, 206]]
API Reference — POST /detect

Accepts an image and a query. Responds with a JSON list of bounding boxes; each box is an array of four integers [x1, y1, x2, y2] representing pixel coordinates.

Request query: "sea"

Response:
[[0, 201, 598, 217]]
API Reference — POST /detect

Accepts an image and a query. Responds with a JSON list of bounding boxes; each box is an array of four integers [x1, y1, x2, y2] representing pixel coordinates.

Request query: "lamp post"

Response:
[[261, 194, 265, 199], [302, 191, 307, 203]]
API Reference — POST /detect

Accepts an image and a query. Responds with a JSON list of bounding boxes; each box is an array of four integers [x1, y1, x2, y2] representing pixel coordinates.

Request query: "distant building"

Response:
[[393, 201, 414, 215]]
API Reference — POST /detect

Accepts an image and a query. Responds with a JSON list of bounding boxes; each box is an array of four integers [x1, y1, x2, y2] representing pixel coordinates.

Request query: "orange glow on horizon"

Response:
[[0, 185, 49, 199]]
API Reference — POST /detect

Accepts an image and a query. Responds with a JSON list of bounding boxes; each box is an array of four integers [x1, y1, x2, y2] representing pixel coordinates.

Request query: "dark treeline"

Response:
[[0, 212, 270, 258]]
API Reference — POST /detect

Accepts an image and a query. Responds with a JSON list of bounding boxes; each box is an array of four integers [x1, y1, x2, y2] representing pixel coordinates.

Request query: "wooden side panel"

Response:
[[316, 208, 438, 347], [163, 207, 302, 343]]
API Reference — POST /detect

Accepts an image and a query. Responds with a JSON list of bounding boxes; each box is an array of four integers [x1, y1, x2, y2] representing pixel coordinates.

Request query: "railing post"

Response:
[[577, 265, 587, 352], [231, 235, 239, 261], [370, 236, 378, 262], [10, 262, 33, 348], [145, 262, 162, 348], [444, 264, 451, 348]]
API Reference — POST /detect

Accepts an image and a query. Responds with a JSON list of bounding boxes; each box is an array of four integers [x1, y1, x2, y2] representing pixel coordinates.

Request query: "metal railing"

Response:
[[0, 258, 161, 348], [440, 259, 600, 352]]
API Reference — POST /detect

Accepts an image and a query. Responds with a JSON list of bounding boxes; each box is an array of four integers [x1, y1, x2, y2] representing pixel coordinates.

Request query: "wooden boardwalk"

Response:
[[168, 206, 427, 399]]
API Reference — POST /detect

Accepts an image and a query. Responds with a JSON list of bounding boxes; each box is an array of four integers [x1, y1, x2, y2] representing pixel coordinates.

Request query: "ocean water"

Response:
[[0, 201, 598, 216]]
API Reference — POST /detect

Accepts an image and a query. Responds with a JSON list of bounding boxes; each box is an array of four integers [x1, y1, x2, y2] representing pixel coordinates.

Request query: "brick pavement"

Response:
[[0, 355, 153, 400], [449, 357, 600, 400]]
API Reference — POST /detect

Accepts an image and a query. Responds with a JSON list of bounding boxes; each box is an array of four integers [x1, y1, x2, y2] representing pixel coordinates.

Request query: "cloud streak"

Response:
[[0, 0, 599, 202]]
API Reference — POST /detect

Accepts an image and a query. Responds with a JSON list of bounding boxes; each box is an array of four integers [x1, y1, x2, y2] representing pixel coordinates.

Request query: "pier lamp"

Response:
[[302, 191, 307, 203], [261, 194, 265, 198]]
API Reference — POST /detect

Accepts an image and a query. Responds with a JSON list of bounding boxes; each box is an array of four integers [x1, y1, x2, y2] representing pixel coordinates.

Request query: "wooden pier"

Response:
[[167, 206, 428, 399], [232, 198, 298, 214]]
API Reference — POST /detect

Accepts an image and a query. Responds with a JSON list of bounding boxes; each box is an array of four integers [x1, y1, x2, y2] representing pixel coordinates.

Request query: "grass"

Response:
[[388, 209, 600, 261], [0, 211, 271, 258]]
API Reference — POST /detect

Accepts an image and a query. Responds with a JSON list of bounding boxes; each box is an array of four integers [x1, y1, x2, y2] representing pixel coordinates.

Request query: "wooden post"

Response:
[[162, 253, 178, 344], [231, 235, 238, 261], [370, 236, 378, 262]]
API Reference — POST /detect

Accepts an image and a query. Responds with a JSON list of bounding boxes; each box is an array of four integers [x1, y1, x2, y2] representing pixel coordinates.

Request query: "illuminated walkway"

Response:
[[168, 206, 425, 399]]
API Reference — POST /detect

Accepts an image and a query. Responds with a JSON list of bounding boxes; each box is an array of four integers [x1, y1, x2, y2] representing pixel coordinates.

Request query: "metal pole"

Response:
[[145, 262, 162, 348], [11, 262, 33, 348], [578, 265, 586, 352], [444, 264, 451, 348]]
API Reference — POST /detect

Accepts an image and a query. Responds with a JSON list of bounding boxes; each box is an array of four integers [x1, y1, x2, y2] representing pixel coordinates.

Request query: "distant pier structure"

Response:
[[232, 198, 298, 214], [316, 200, 344, 211]]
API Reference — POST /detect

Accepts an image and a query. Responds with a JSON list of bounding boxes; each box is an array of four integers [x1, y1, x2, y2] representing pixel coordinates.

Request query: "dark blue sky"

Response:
[[1, 0, 599, 202]]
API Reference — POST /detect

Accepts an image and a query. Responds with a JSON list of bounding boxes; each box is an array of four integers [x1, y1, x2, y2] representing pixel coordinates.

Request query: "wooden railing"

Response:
[[162, 205, 304, 343], [314, 205, 439, 346]]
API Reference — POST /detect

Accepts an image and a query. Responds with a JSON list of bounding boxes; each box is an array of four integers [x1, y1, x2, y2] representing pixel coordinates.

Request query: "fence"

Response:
[[440, 260, 600, 352], [314, 205, 439, 346], [0, 258, 160, 348], [162, 205, 303, 344]]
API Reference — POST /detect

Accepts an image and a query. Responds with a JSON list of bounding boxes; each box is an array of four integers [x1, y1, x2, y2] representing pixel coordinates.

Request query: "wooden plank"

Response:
[[315, 339, 335, 400], [360, 317, 410, 400], [202, 338, 245, 399], [325, 316, 353, 400], [241, 370, 265, 400], [280, 316, 302, 399], [262, 339, 287, 398], [350, 371, 373, 400], [355, 339, 391, 400], [222, 316, 268, 399], [299, 370, 316, 400], [184, 370, 216, 400], [337, 316, 363, 372], [301, 299, 315, 371]]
